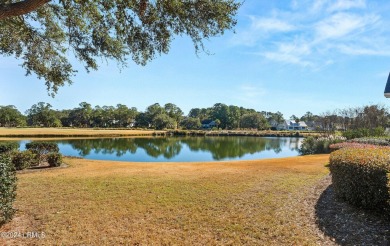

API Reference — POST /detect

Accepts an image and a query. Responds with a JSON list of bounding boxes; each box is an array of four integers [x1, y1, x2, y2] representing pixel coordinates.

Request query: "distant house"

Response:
[[201, 120, 217, 129], [127, 120, 136, 128], [277, 120, 308, 131], [305, 121, 321, 131], [268, 119, 280, 130], [385, 72, 390, 98]]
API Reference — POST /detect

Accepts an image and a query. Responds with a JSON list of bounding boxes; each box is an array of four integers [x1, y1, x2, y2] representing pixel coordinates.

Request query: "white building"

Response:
[[277, 120, 308, 131]]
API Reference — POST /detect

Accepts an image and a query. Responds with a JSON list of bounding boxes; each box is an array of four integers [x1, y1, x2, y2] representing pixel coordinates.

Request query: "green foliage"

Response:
[[46, 153, 63, 167], [342, 127, 386, 139], [211, 103, 230, 129], [135, 112, 150, 128], [11, 150, 38, 170], [0, 1, 240, 95], [240, 113, 269, 130], [114, 104, 138, 128], [153, 114, 176, 130], [347, 137, 390, 146], [299, 135, 346, 155], [329, 148, 390, 213], [0, 155, 17, 225], [0, 142, 19, 154], [26, 141, 59, 154], [180, 117, 201, 130], [25, 141, 59, 165], [164, 103, 183, 126], [26, 102, 61, 127], [68, 102, 93, 128], [0, 105, 26, 127]]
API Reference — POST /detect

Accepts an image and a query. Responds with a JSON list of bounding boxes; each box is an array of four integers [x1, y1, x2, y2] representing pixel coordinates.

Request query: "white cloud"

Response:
[[250, 17, 295, 32], [311, 0, 329, 13], [263, 52, 311, 67], [337, 44, 390, 56], [262, 41, 313, 67], [231, 16, 295, 46], [315, 13, 379, 40], [327, 0, 366, 12], [310, 0, 366, 13], [232, 0, 390, 68]]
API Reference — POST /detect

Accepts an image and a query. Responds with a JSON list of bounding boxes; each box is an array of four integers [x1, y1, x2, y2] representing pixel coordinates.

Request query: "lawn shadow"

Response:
[[315, 185, 390, 245]]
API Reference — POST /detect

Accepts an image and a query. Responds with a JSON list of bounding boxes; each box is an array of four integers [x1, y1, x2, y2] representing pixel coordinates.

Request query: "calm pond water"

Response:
[[15, 136, 303, 162]]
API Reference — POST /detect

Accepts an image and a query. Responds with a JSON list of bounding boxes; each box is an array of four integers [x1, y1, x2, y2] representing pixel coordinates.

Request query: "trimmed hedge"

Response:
[[25, 141, 59, 154], [11, 150, 39, 170], [25, 142, 59, 165], [329, 142, 390, 152], [0, 142, 19, 154], [348, 137, 390, 146], [329, 148, 390, 213], [47, 153, 62, 167], [0, 155, 17, 225]]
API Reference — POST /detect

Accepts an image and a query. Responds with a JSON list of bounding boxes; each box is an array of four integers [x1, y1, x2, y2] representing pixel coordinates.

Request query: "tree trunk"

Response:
[[0, 0, 50, 20]]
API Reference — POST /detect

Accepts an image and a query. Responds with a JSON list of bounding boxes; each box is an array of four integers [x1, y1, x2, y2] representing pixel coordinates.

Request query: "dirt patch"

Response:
[[16, 162, 69, 174]]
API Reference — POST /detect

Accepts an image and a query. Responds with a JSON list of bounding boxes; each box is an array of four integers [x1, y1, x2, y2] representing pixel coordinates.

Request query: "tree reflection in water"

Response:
[[53, 137, 302, 161]]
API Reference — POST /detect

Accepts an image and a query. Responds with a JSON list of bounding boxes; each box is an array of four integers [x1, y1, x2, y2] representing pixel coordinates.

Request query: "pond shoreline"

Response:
[[8, 135, 303, 162], [167, 130, 320, 138], [0, 128, 163, 138], [0, 128, 321, 139]]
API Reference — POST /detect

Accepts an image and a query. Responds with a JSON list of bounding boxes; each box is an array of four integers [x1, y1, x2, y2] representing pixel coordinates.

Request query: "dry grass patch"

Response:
[[0, 128, 163, 138], [1, 155, 331, 245]]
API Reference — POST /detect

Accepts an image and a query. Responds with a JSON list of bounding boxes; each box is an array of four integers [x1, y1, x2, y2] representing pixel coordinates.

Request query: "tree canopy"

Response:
[[0, 0, 241, 95]]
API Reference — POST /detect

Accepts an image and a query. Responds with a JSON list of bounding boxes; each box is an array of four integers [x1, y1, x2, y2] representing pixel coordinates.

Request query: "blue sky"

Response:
[[1, 0, 390, 118]]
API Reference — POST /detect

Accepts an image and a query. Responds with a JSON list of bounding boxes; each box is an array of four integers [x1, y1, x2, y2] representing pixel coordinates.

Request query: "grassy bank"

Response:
[[0, 128, 165, 138], [0, 128, 321, 139], [0, 155, 331, 245], [168, 130, 321, 138]]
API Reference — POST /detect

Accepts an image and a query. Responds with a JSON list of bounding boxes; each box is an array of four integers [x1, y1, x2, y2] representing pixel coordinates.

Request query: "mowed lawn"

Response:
[[1, 155, 330, 245], [0, 128, 162, 138]]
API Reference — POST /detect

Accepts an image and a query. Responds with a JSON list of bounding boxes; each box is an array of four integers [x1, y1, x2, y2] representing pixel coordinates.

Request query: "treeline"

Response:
[[0, 102, 388, 131], [302, 104, 389, 133], [0, 102, 281, 130]]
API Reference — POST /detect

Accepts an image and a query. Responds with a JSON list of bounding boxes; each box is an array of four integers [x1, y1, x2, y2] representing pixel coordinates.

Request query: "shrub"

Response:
[[299, 135, 346, 155], [299, 136, 316, 155], [347, 137, 390, 146], [329, 142, 390, 152], [46, 153, 63, 167], [0, 155, 17, 225], [329, 148, 390, 213], [25, 141, 59, 154], [342, 127, 386, 139], [25, 142, 59, 165], [0, 142, 19, 154], [11, 150, 39, 170]]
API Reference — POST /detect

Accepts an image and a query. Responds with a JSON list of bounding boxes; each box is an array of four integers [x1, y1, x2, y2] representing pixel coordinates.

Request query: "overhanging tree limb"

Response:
[[0, 0, 50, 20], [0, 1, 241, 96]]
